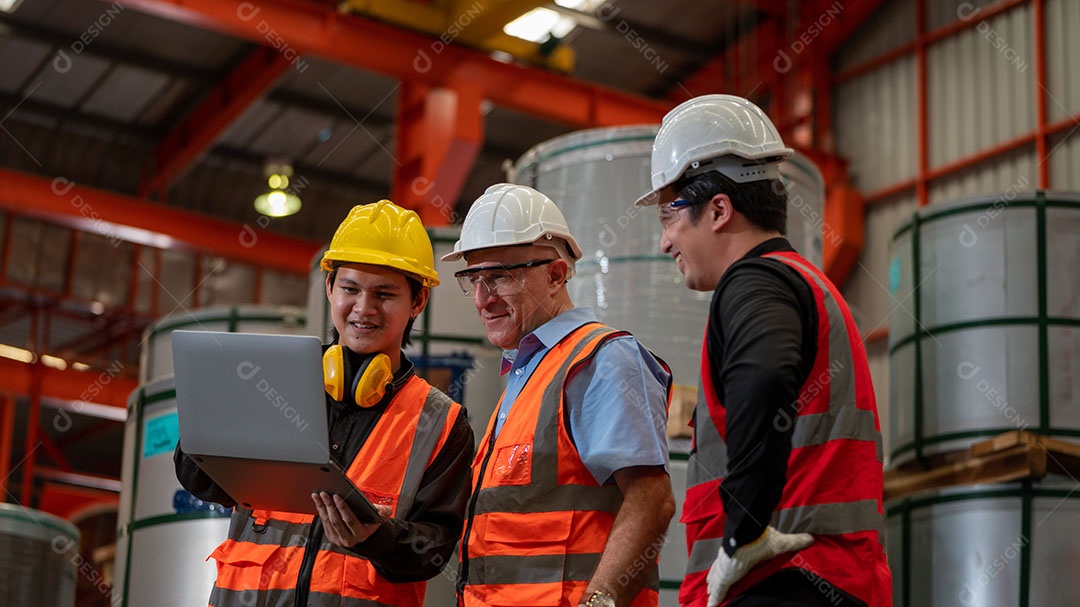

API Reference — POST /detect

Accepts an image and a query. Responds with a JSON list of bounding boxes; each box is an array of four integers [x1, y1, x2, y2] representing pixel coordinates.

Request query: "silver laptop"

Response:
[[172, 330, 382, 521]]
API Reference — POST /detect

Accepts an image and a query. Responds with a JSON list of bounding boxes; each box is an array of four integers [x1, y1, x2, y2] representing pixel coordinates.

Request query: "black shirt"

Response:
[[707, 238, 816, 554]]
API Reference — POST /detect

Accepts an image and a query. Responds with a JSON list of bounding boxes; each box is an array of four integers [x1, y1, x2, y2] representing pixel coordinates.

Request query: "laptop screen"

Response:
[[172, 331, 330, 464]]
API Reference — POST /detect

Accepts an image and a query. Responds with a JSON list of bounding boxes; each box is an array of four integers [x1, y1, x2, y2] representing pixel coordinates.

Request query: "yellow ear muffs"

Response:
[[323, 345, 347, 402], [351, 351, 393, 408], [322, 345, 393, 408]]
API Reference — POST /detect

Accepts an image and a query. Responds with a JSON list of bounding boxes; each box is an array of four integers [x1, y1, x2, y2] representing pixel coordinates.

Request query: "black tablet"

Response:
[[189, 454, 385, 523]]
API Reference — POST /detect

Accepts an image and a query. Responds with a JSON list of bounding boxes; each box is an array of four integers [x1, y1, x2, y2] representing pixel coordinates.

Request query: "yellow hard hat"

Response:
[[321, 200, 440, 287]]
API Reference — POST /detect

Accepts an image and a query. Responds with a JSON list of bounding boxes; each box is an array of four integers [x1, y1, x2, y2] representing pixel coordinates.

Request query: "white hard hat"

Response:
[[441, 184, 582, 277], [635, 94, 794, 206]]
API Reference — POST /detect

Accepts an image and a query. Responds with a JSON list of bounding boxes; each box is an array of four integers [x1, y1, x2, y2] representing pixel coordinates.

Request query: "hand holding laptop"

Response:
[[313, 492, 392, 547]]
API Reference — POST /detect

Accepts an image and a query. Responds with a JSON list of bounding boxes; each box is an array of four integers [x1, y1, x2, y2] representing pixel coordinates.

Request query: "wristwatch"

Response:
[[583, 590, 616, 607]]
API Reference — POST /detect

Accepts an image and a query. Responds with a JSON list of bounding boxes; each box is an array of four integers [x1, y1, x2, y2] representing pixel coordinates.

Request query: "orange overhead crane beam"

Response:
[[0, 168, 321, 275], [0, 358, 136, 409], [114, 0, 670, 127], [111, 0, 671, 223]]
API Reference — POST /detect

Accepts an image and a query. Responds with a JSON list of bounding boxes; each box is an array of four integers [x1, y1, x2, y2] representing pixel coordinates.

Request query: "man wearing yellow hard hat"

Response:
[[175, 200, 475, 607]]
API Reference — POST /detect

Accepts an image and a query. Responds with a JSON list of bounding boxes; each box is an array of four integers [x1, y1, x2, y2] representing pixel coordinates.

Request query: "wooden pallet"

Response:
[[883, 431, 1080, 501]]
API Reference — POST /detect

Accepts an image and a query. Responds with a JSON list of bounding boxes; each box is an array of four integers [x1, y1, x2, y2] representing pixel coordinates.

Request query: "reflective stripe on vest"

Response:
[[211, 586, 397, 607], [397, 388, 453, 517], [462, 323, 660, 607], [686, 380, 728, 490], [771, 253, 883, 460], [209, 376, 461, 607], [685, 498, 886, 575], [465, 552, 661, 587]]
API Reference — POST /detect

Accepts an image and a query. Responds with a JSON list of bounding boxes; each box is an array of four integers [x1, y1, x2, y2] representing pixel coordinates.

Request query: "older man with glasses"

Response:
[[444, 183, 675, 607]]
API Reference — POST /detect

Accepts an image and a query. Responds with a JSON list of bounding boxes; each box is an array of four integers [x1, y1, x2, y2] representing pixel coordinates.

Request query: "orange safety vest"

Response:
[[460, 322, 665, 607], [207, 375, 461, 607], [680, 251, 892, 606]]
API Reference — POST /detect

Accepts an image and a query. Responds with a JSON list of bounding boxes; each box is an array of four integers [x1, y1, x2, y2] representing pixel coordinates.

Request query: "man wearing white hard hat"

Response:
[[446, 183, 675, 607], [637, 95, 892, 607]]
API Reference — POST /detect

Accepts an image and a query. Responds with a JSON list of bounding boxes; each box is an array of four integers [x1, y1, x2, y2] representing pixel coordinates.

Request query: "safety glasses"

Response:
[[453, 259, 556, 297], [658, 198, 702, 228]]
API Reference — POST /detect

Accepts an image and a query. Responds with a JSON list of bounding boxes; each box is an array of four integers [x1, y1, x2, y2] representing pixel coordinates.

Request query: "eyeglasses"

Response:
[[658, 198, 701, 228], [454, 259, 556, 297]]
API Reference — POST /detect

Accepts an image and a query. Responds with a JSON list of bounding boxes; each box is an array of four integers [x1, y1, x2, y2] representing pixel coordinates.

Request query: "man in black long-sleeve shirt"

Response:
[[636, 95, 891, 607], [175, 200, 475, 607]]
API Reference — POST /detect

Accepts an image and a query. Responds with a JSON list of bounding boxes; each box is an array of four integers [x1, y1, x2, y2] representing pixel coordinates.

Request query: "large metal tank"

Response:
[[886, 477, 1080, 606], [0, 503, 79, 605], [888, 191, 1080, 464], [139, 304, 307, 385], [781, 152, 826, 269], [118, 306, 308, 606], [115, 377, 232, 607], [509, 125, 708, 386]]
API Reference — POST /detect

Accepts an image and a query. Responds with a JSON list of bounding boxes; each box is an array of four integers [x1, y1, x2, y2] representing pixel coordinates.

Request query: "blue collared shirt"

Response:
[[494, 307, 671, 485]]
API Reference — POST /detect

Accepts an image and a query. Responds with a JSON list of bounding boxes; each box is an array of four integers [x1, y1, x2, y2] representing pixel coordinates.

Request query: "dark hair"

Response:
[[328, 267, 423, 348], [673, 170, 787, 234]]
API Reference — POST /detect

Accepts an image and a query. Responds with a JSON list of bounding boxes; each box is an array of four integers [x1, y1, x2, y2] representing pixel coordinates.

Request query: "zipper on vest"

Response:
[[457, 428, 499, 596], [294, 517, 323, 607]]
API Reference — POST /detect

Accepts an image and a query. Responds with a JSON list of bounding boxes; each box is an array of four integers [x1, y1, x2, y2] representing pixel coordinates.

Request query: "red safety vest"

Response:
[[680, 251, 892, 607], [460, 322, 667, 607], [207, 375, 461, 607]]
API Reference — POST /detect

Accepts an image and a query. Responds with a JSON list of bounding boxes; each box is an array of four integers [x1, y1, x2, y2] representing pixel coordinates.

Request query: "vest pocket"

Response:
[[479, 510, 573, 605], [489, 443, 532, 485], [343, 556, 423, 606], [209, 542, 288, 607], [482, 510, 573, 550]]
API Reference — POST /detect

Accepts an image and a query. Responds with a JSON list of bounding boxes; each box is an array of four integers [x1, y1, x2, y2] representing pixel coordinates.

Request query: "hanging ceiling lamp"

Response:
[[254, 159, 301, 218]]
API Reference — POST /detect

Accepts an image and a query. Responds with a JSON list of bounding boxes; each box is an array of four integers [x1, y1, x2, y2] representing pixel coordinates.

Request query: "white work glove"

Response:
[[705, 526, 814, 606]]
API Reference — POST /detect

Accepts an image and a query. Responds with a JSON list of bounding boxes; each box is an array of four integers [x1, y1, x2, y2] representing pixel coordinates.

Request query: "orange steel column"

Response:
[[392, 75, 484, 226]]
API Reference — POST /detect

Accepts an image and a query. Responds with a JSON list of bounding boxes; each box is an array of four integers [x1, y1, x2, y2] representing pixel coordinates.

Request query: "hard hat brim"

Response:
[[321, 252, 439, 287], [440, 249, 464, 263], [634, 187, 665, 207], [439, 234, 583, 264]]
